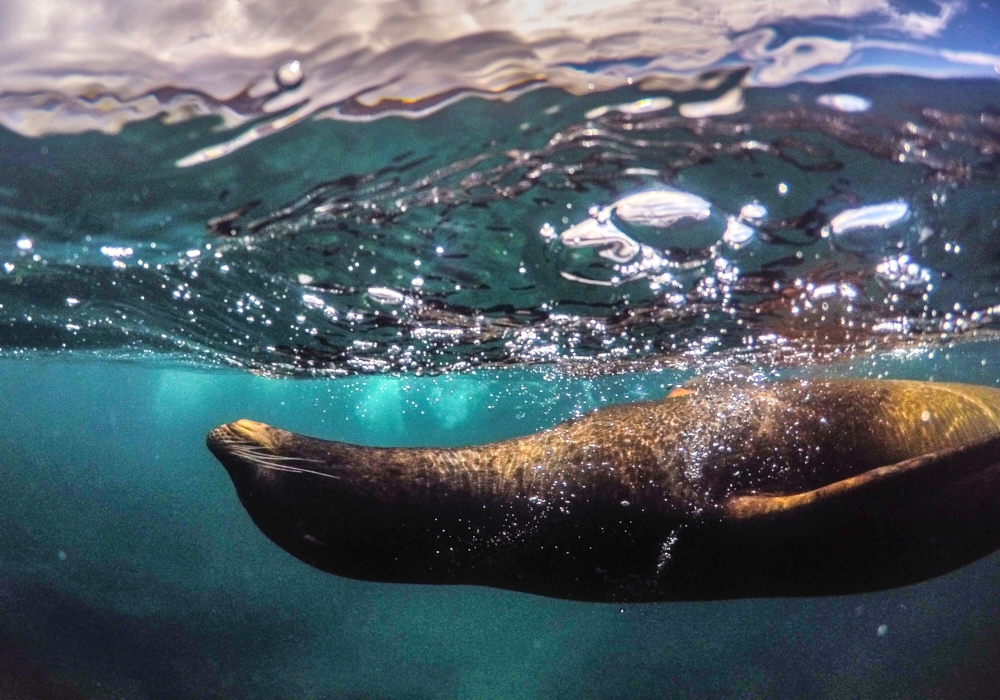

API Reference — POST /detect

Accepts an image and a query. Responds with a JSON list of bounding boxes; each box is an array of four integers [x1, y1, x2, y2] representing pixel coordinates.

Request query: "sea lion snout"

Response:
[[205, 420, 284, 474], [207, 420, 336, 482], [207, 419, 279, 451]]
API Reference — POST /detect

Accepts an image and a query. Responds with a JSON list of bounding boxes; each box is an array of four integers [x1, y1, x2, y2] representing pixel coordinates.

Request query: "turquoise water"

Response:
[[6, 74, 1000, 374], [2, 346, 1000, 698], [4, 0, 1000, 696]]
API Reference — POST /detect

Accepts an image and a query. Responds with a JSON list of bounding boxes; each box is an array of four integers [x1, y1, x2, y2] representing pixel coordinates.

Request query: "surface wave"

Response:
[[0, 0, 990, 166], [3, 73, 1000, 376]]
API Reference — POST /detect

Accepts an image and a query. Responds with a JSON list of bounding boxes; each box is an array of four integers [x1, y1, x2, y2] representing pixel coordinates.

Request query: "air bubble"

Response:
[[276, 60, 304, 89]]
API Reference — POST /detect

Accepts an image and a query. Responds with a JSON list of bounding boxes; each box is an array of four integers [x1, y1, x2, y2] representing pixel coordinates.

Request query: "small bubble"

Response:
[[57, 550, 67, 561], [275, 60, 304, 89], [777, 183, 789, 195], [877, 624, 888, 637], [921, 410, 931, 422], [16, 238, 32, 251]]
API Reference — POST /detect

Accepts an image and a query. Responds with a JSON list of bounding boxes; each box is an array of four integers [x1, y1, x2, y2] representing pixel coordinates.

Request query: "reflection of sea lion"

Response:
[[206, 379, 1000, 602]]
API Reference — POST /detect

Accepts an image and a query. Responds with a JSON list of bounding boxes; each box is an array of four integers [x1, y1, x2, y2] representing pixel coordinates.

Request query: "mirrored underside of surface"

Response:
[[3, 75, 1000, 377]]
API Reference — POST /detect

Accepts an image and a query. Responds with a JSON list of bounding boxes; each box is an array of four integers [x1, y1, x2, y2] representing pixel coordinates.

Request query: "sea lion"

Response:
[[206, 378, 1000, 602]]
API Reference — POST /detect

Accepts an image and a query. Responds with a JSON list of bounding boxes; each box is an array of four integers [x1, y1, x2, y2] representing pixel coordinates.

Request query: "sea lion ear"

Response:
[[722, 433, 1000, 522]]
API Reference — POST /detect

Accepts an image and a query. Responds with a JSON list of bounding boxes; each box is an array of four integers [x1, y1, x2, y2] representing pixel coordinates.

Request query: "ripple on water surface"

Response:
[[1, 2, 999, 377]]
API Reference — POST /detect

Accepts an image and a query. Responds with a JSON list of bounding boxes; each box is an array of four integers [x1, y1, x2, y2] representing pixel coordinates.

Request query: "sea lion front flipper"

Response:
[[723, 432, 1000, 521]]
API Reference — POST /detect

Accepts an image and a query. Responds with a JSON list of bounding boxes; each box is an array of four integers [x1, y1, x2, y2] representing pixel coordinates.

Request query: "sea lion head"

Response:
[[206, 420, 357, 566], [207, 418, 469, 586]]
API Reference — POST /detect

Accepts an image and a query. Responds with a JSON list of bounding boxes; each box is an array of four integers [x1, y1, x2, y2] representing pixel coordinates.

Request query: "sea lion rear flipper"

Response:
[[724, 432, 1000, 521]]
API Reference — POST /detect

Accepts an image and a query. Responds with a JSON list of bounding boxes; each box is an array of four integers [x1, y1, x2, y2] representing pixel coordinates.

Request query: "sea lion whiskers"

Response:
[[212, 429, 341, 480], [227, 445, 341, 480]]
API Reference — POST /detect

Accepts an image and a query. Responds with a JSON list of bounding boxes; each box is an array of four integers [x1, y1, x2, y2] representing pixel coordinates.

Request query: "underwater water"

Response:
[[3, 352, 1000, 699], [3, 0, 1000, 697]]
